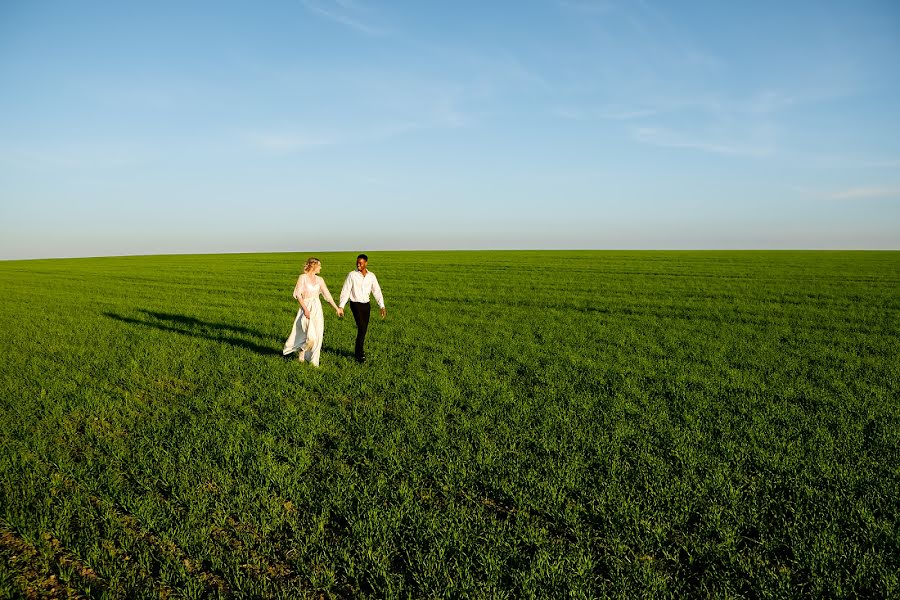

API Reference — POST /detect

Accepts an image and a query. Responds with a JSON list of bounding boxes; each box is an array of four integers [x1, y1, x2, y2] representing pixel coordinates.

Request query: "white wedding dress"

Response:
[[283, 275, 334, 366]]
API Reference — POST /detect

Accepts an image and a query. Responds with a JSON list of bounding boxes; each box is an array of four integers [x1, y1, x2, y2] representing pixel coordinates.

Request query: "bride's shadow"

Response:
[[104, 309, 276, 357]]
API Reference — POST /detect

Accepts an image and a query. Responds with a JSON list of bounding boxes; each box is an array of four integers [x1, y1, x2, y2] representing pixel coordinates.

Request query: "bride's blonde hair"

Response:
[[303, 257, 321, 273]]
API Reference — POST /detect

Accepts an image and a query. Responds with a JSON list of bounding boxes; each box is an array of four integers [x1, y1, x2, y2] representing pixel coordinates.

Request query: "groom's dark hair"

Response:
[[357, 254, 368, 261]]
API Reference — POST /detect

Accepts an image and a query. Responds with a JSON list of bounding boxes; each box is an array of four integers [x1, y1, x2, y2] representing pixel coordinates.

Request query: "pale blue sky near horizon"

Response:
[[2, 0, 899, 259]]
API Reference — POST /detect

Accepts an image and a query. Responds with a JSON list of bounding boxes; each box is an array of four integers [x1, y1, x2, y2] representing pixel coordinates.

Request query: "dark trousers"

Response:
[[349, 301, 371, 359]]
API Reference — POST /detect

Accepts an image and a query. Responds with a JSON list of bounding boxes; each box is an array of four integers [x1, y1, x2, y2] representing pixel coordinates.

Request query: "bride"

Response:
[[282, 257, 343, 366]]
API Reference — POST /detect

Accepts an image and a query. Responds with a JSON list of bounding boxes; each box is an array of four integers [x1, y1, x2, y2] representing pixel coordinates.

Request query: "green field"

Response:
[[1, 250, 897, 598]]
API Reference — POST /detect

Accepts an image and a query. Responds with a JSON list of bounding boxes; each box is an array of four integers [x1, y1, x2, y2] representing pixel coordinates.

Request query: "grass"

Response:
[[0, 250, 898, 598]]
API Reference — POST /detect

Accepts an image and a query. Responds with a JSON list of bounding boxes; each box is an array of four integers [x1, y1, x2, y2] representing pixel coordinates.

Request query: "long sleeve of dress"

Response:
[[292, 276, 303, 301], [320, 278, 336, 308], [371, 275, 385, 309], [338, 273, 353, 308]]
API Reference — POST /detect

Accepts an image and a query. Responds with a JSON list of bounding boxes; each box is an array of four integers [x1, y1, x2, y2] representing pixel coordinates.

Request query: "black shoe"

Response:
[[356, 355, 366, 363]]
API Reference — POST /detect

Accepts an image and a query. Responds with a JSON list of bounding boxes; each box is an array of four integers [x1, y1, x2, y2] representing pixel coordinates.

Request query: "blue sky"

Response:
[[2, 0, 899, 259]]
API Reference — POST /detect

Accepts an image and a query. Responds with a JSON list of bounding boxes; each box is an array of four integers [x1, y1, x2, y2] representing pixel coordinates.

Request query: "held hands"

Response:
[[336, 307, 344, 317]]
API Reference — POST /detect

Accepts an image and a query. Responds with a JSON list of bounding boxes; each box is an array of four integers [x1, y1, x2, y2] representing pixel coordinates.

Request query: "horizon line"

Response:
[[3, 247, 899, 262]]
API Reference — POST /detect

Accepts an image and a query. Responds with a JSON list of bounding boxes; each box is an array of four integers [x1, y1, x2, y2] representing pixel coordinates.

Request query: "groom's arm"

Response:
[[372, 275, 386, 317], [338, 272, 353, 308], [371, 275, 385, 309]]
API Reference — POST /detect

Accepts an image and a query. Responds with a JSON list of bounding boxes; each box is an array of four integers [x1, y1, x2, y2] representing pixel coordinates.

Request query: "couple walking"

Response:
[[282, 254, 386, 367]]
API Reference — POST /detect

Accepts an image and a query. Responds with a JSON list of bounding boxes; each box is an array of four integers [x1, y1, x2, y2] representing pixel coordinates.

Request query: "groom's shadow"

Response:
[[104, 309, 276, 357]]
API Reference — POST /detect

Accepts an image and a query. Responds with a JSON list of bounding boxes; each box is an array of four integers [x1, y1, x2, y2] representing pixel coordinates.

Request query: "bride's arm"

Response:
[[319, 277, 342, 314], [294, 276, 310, 317]]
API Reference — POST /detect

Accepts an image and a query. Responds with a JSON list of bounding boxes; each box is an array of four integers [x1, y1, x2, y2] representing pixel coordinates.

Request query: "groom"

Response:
[[338, 254, 386, 363]]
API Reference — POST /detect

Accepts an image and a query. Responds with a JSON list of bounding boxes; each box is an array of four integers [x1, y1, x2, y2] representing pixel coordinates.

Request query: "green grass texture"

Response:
[[1, 250, 898, 598]]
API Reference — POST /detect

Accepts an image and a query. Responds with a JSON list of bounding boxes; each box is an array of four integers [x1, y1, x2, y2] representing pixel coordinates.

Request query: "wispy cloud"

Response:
[[473, 53, 552, 93], [794, 154, 900, 170], [558, 0, 615, 15], [854, 158, 900, 169], [550, 1, 863, 166], [0, 142, 143, 170], [335, 70, 478, 129], [553, 106, 657, 120], [632, 126, 773, 157], [245, 120, 426, 153], [237, 61, 478, 154], [246, 132, 335, 152], [792, 184, 900, 201], [828, 186, 900, 201], [745, 90, 796, 115], [300, 0, 387, 35], [603, 108, 658, 120]]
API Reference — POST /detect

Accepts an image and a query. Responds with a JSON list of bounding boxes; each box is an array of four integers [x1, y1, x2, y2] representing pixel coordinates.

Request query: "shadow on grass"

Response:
[[142, 310, 265, 337], [321, 344, 357, 360], [104, 310, 277, 357], [105, 310, 359, 361]]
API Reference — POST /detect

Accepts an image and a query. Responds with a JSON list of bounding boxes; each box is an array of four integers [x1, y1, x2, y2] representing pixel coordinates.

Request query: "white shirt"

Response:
[[339, 270, 385, 309]]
